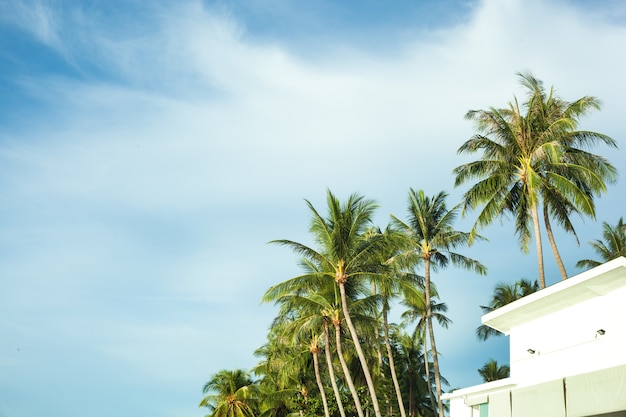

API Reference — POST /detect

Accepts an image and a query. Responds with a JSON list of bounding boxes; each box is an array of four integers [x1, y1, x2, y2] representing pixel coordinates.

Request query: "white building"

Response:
[[443, 256, 626, 417]]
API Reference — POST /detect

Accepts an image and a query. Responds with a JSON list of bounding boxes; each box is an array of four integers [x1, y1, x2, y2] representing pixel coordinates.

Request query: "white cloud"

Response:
[[1, 0, 626, 415]]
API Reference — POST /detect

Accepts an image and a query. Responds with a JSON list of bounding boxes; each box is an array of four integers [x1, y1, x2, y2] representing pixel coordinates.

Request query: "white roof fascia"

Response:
[[481, 257, 626, 335], [442, 377, 516, 401]]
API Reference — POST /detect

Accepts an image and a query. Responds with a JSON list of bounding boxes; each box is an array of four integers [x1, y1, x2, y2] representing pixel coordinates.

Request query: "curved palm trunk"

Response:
[[543, 205, 568, 280], [312, 345, 331, 417], [531, 204, 546, 288], [334, 320, 365, 417], [339, 281, 383, 417], [424, 259, 444, 417], [324, 322, 347, 417], [383, 309, 407, 417]]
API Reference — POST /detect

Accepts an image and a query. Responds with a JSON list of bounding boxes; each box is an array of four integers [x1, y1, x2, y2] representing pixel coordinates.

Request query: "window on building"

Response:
[[472, 403, 488, 417]]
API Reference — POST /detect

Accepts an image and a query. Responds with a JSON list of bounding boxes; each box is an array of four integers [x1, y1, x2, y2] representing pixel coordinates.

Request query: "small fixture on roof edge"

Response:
[[527, 349, 536, 354], [597, 329, 606, 335]]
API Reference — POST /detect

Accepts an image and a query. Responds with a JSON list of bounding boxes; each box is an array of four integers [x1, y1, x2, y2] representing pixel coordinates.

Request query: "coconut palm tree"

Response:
[[400, 284, 450, 416], [391, 189, 486, 417], [367, 226, 426, 417], [577, 217, 626, 269], [478, 359, 510, 382], [520, 73, 617, 280], [454, 72, 617, 288], [199, 369, 258, 417], [267, 190, 386, 417], [476, 279, 539, 340], [307, 333, 331, 417]]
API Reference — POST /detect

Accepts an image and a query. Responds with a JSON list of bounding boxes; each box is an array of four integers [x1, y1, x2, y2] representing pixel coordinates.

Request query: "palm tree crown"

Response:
[[577, 217, 626, 269], [476, 279, 539, 340], [477, 359, 510, 383], [200, 369, 257, 417]]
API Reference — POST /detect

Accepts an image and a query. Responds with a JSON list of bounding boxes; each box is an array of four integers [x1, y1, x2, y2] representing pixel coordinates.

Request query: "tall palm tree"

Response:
[[200, 370, 258, 417], [454, 72, 617, 288], [577, 217, 626, 269], [520, 73, 617, 280], [267, 190, 386, 417], [391, 189, 486, 417], [476, 279, 538, 340], [477, 359, 510, 382], [368, 226, 425, 417], [307, 333, 331, 417]]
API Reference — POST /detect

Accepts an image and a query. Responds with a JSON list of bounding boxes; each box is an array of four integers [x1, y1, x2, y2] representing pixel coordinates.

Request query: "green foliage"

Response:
[[200, 73, 620, 417], [454, 72, 617, 287], [476, 279, 539, 340], [577, 217, 626, 269], [477, 359, 510, 382]]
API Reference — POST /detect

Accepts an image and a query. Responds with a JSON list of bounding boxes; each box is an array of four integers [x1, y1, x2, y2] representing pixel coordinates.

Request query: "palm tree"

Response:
[[577, 217, 626, 269], [391, 189, 486, 417], [476, 279, 538, 340], [200, 369, 258, 417], [400, 283, 451, 416], [267, 190, 386, 417], [477, 359, 510, 382], [307, 333, 331, 417], [368, 226, 425, 417], [520, 73, 618, 280], [454, 72, 617, 288]]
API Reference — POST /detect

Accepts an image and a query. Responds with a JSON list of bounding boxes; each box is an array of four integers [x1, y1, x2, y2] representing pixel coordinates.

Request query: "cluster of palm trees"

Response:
[[201, 189, 482, 417], [199, 73, 620, 417]]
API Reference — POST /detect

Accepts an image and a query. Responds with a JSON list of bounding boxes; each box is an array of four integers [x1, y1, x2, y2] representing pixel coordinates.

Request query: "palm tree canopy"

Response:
[[390, 189, 487, 275], [476, 279, 539, 340], [577, 217, 626, 269], [200, 370, 258, 417], [454, 72, 617, 287], [478, 359, 510, 382], [265, 190, 385, 297]]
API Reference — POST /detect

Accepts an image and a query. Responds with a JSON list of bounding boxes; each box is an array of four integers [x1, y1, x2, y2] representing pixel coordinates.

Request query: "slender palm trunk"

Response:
[[324, 322, 347, 417], [312, 345, 331, 417], [339, 281, 383, 417], [407, 363, 415, 417], [422, 327, 437, 414], [334, 320, 365, 417], [383, 309, 407, 417], [531, 204, 546, 288], [372, 283, 385, 374], [425, 259, 444, 417], [543, 205, 568, 280]]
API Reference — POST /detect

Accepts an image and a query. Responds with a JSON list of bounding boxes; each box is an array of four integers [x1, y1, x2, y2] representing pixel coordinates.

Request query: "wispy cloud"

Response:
[[1, 1, 625, 416]]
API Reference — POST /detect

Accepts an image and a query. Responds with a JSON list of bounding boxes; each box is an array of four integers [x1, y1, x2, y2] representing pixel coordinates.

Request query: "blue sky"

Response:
[[1, 0, 625, 416]]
